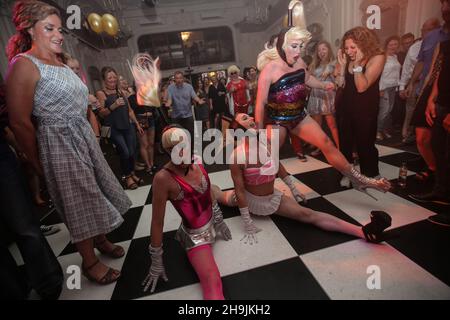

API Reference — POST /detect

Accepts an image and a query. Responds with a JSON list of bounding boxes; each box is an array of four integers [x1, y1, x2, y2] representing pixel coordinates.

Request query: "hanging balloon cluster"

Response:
[[87, 13, 120, 37]]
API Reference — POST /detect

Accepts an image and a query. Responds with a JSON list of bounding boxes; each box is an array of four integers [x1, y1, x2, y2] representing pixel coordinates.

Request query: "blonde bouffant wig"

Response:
[[257, 1, 311, 71]]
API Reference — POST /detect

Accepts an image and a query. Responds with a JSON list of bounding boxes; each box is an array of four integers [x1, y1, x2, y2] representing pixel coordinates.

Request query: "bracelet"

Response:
[[149, 244, 163, 255], [239, 206, 250, 216]]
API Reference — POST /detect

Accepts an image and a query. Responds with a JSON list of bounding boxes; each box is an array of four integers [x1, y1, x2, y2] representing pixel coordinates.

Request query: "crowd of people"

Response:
[[1, 0, 449, 300]]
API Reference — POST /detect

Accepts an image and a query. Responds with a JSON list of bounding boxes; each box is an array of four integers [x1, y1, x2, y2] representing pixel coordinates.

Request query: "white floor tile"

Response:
[[274, 177, 321, 201], [8, 243, 23, 266], [324, 189, 435, 229], [280, 157, 331, 175], [211, 216, 297, 277], [126, 185, 152, 208], [379, 161, 416, 180], [136, 283, 203, 300], [44, 223, 71, 257], [209, 170, 235, 190], [376, 144, 406, 157], [57, 240, 130, 300], [8, 223, 70, 266], [133, 204, 182, 239], [301, 240, 450, 300]]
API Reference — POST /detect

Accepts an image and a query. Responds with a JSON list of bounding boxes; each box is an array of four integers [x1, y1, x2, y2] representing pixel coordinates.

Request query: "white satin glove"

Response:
[[282, 175, 307, 204], [142, 244, 168, 293], [239, 207, 262, 245], [212, 200, 232, 241]]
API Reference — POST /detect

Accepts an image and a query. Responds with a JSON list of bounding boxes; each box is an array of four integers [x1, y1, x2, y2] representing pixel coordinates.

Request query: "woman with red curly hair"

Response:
[[335, 27, 386, 187]]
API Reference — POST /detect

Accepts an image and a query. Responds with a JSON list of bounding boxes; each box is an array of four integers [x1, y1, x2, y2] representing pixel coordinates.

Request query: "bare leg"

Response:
[[187, 245, 224, 300], [311, 114, 323, 127], [147, 129, 155, 168], [290, 133, 304, 155], [415, 127, 436, 171], [325, 114, 340, 149], [75, 238, 120, 281], [139, 132, 151, 169], [291, 117, 391, 196], [29, 173, 45, 205], [266, 124, 288, 148], [211, 185, 237, 207], [291, 116, 349, 172], [93, 234, 123, 253], [276, 195, 364, 238]]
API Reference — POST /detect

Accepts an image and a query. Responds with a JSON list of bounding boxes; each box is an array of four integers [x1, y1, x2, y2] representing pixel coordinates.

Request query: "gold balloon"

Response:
[[87, 13, 103, 34], [101, 14, 119, 37]]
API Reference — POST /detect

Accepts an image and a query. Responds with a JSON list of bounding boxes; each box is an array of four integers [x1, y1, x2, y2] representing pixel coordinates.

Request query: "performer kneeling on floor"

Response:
[[212, 113, 392, 245], [142, 125, 232, 300]]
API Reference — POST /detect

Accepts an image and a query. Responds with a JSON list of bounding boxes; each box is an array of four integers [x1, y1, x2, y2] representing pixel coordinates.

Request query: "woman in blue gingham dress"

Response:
[[6, 1, 130, 285], [17, 53, 131, 243]]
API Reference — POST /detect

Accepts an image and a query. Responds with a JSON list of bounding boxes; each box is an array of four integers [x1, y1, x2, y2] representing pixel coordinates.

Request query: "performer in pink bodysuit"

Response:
[[213, 113, 392, 246], [130, 54, 231, 299], [142, 125, 232, 300]]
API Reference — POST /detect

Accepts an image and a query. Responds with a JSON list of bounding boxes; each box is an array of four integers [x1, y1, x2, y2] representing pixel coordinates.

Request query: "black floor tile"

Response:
[[146, 186, 153, 205], [59, 206, 143, 256], [40, 208, 63, 225], [389, 176, 448, 215], [222, 257, 329, 300], [111, 232, 198, 300], [387, 220, 450, 286], [294, 167, 348, 196], [271, 197, 360, 255], [379, 152, 425, 173], [219, 204, 241, 220]]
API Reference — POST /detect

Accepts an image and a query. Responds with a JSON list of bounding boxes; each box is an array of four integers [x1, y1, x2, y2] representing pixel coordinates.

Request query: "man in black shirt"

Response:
[[413, 39, 450, 226]]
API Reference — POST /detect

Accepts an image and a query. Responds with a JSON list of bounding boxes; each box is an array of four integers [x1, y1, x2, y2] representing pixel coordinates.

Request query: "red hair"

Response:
[[341, 27, 384, 61], [6, 1, 60, 61]]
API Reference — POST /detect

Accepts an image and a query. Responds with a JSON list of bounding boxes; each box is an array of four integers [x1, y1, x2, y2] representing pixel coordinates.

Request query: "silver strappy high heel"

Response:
[[342, 166, 392, 201]]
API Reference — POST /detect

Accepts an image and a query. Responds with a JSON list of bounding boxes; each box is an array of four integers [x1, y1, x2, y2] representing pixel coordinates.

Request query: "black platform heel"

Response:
[[362, 211, 392, 244]]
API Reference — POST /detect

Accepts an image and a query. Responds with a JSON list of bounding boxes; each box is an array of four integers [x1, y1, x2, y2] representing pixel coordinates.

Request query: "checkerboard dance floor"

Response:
[[10, 144, 450, 300]]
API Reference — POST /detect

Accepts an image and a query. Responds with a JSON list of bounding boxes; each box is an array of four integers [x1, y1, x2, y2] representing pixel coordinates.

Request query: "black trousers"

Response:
[[431, 104, 450, 197], [338, 106, 380, 177], [172, 116, 195, 141], [0, 141, 63, 299], [210, 110, 224, 131]]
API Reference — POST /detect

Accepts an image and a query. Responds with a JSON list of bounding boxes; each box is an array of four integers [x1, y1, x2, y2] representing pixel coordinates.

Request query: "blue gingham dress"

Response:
[[16, 53, 131, 243]]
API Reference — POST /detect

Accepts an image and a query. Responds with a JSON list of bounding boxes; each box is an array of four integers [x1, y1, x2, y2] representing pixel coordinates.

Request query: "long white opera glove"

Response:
[[282, 175, 307, 204], [212, 200, 232, 241], [142, 244, 168, 293], [239, 207, 262, 245]]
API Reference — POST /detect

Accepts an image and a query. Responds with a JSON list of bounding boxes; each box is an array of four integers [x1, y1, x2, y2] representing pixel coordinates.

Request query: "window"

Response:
[[138, 27, 235, 70]]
